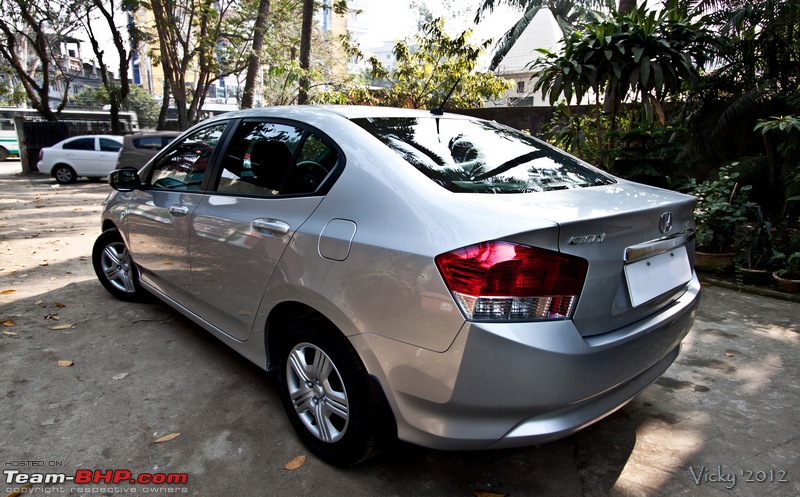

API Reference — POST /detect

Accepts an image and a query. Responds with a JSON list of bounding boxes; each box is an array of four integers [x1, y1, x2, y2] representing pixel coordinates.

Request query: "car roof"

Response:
[[202, 105, 473, 124], [126, 131, 181, 138], [62, 134, 123, 142]]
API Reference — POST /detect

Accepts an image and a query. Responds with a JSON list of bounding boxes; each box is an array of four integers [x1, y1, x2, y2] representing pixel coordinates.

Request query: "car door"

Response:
[[62, 137, 99, 176], [188, 119, 340, 341], [124, 122, 229, 307], [97, 137, 122, 176]]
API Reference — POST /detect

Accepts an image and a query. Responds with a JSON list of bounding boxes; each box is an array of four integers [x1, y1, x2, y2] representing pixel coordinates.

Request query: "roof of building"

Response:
[[494, 9, 562, 74]]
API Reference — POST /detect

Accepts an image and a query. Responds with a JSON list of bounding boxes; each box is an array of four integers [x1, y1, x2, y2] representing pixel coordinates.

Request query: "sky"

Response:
[[358, 0, 521, 57], [89, 0, 524, 74]]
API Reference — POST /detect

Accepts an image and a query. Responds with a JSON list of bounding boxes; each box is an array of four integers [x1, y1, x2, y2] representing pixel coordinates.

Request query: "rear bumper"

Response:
[[352, 274, 701, 450]]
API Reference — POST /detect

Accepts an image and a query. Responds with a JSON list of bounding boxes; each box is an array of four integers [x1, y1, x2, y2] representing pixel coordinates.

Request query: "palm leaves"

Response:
[[532, 5, 710, 108], [475, 0, 610, 70]]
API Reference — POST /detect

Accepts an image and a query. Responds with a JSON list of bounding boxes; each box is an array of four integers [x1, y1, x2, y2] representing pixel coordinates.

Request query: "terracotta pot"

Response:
[[773, 271, 800, 293], [737, 267, 771, 286], [694, 251, 735, 274]]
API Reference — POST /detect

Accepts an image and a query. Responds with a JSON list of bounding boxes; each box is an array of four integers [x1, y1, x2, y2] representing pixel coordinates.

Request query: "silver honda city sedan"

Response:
[[93, 106, 700, 465]]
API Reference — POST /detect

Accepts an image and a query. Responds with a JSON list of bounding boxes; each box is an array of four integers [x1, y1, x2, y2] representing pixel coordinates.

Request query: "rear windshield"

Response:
[[352, 117, 614, 193]]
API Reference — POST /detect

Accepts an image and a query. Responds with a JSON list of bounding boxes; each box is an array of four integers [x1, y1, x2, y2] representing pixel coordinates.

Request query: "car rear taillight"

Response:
[[435, 241, 588, 321]]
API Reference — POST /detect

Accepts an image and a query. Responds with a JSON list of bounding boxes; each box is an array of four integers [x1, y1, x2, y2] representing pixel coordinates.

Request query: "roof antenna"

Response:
[[431, 78, 462, 116]]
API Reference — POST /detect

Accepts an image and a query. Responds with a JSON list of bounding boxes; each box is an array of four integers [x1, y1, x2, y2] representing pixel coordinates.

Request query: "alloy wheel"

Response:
[[286, 342, 350, 443]]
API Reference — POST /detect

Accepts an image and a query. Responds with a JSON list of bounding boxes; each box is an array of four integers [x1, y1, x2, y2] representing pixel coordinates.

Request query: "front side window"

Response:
[[216, 121, 337, 196], [353, 117, 615, 194], [63, 138, 95, 151], [149, 123, 226, 191]]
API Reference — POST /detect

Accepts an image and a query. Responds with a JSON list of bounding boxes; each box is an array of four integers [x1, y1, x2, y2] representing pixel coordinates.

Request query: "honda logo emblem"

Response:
[[659, 212, 673, 234]]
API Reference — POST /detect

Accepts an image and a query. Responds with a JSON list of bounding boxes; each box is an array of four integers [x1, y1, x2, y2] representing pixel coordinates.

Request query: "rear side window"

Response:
[[216, 121, 337, 196], [100, 138, 122, 152], [148, 124, 226, 191], [352, 117, 614, 193], [132, 136, 172, 150], [63, 138, 95, 151]]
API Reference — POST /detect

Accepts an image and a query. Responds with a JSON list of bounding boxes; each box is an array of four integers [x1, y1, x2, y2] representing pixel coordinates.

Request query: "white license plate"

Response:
[[624, 245, 692, 307]]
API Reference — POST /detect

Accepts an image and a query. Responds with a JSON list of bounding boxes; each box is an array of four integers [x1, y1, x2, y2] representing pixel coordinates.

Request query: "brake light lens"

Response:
[[435, 241, 588, 321]]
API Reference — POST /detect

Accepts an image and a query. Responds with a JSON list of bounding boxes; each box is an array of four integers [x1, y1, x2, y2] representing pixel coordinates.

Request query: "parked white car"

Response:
[[38, 135, 124, 183]]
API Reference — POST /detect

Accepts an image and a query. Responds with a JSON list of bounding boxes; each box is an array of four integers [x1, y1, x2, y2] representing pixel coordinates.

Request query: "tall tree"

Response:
[[146, 0, 250, 128], [0, 0, 81, 120], [241, 0, 270, 109], [73, 0, 142, 134], [366, 18, 512, 110], [297, 0, 314, 105]]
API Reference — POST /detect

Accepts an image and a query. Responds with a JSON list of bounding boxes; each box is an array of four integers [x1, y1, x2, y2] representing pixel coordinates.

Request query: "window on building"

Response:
[[517, 81, 525, 94]]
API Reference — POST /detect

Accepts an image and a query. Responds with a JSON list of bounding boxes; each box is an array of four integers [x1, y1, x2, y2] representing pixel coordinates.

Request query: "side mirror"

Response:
[[108, 168, 141, 192]]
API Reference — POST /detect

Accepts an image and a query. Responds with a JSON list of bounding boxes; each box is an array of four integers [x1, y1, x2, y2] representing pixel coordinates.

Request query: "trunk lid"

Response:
[[464, 180, 696, 337]]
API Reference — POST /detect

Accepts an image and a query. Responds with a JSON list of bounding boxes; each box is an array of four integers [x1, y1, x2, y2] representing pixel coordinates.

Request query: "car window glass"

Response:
[[63, 138, 95, 151], [353, 117, 615, 193], [149, 124, 226, 191], [100, 138, 122, 152], [281, 134, 337, 194], [132, 136, 164, 150], [217, 121, 303, 196]]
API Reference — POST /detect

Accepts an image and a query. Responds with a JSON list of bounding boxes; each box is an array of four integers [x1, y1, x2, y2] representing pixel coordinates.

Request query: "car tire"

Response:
[[92, 229, 146, 302], [0, 147, 8, 161], [53, 164, 77, 184], [276, 323, 383, 466]]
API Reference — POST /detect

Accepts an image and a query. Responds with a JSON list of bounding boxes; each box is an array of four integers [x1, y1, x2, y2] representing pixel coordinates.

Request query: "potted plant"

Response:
[[735, 206, 782, 285], [691, 163, 756, 273], [773, 252, 800, 293]]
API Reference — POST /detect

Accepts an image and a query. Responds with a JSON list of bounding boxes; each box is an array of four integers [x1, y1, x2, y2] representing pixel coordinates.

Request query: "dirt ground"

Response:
[[1, 161, 799, 497]]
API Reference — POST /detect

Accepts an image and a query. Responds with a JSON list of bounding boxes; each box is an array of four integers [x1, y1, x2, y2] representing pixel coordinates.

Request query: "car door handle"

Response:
[[251, 218, 290, 236], [168, 204, 190, 217]]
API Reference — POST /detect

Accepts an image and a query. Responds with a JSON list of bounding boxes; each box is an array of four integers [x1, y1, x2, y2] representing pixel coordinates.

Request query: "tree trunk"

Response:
[[618, 0, 636, 13], [241, 0, 271, 109], [297, 0, 314, 105], [157, 84, 171, 130]]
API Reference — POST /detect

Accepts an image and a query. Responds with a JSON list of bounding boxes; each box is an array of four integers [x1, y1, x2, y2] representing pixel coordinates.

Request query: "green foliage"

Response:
[[0, 73, 26, 106], [532, 4, 711, 109], [677, 1, 800, 218], [531, 4, 711, 170], [690, 163, 756, 253], [777, 252, 800, 276], [124, 85, 159, 129], [754, 115, 800, 212], [542, 102, 605, 163], [365, 18, 511, 110], [735, 205, 784, 270], [73, 87, 107, 109]]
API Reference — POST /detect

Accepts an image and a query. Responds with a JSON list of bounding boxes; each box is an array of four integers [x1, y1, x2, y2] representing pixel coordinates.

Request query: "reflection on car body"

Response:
[[93, 106, 700, 466]]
